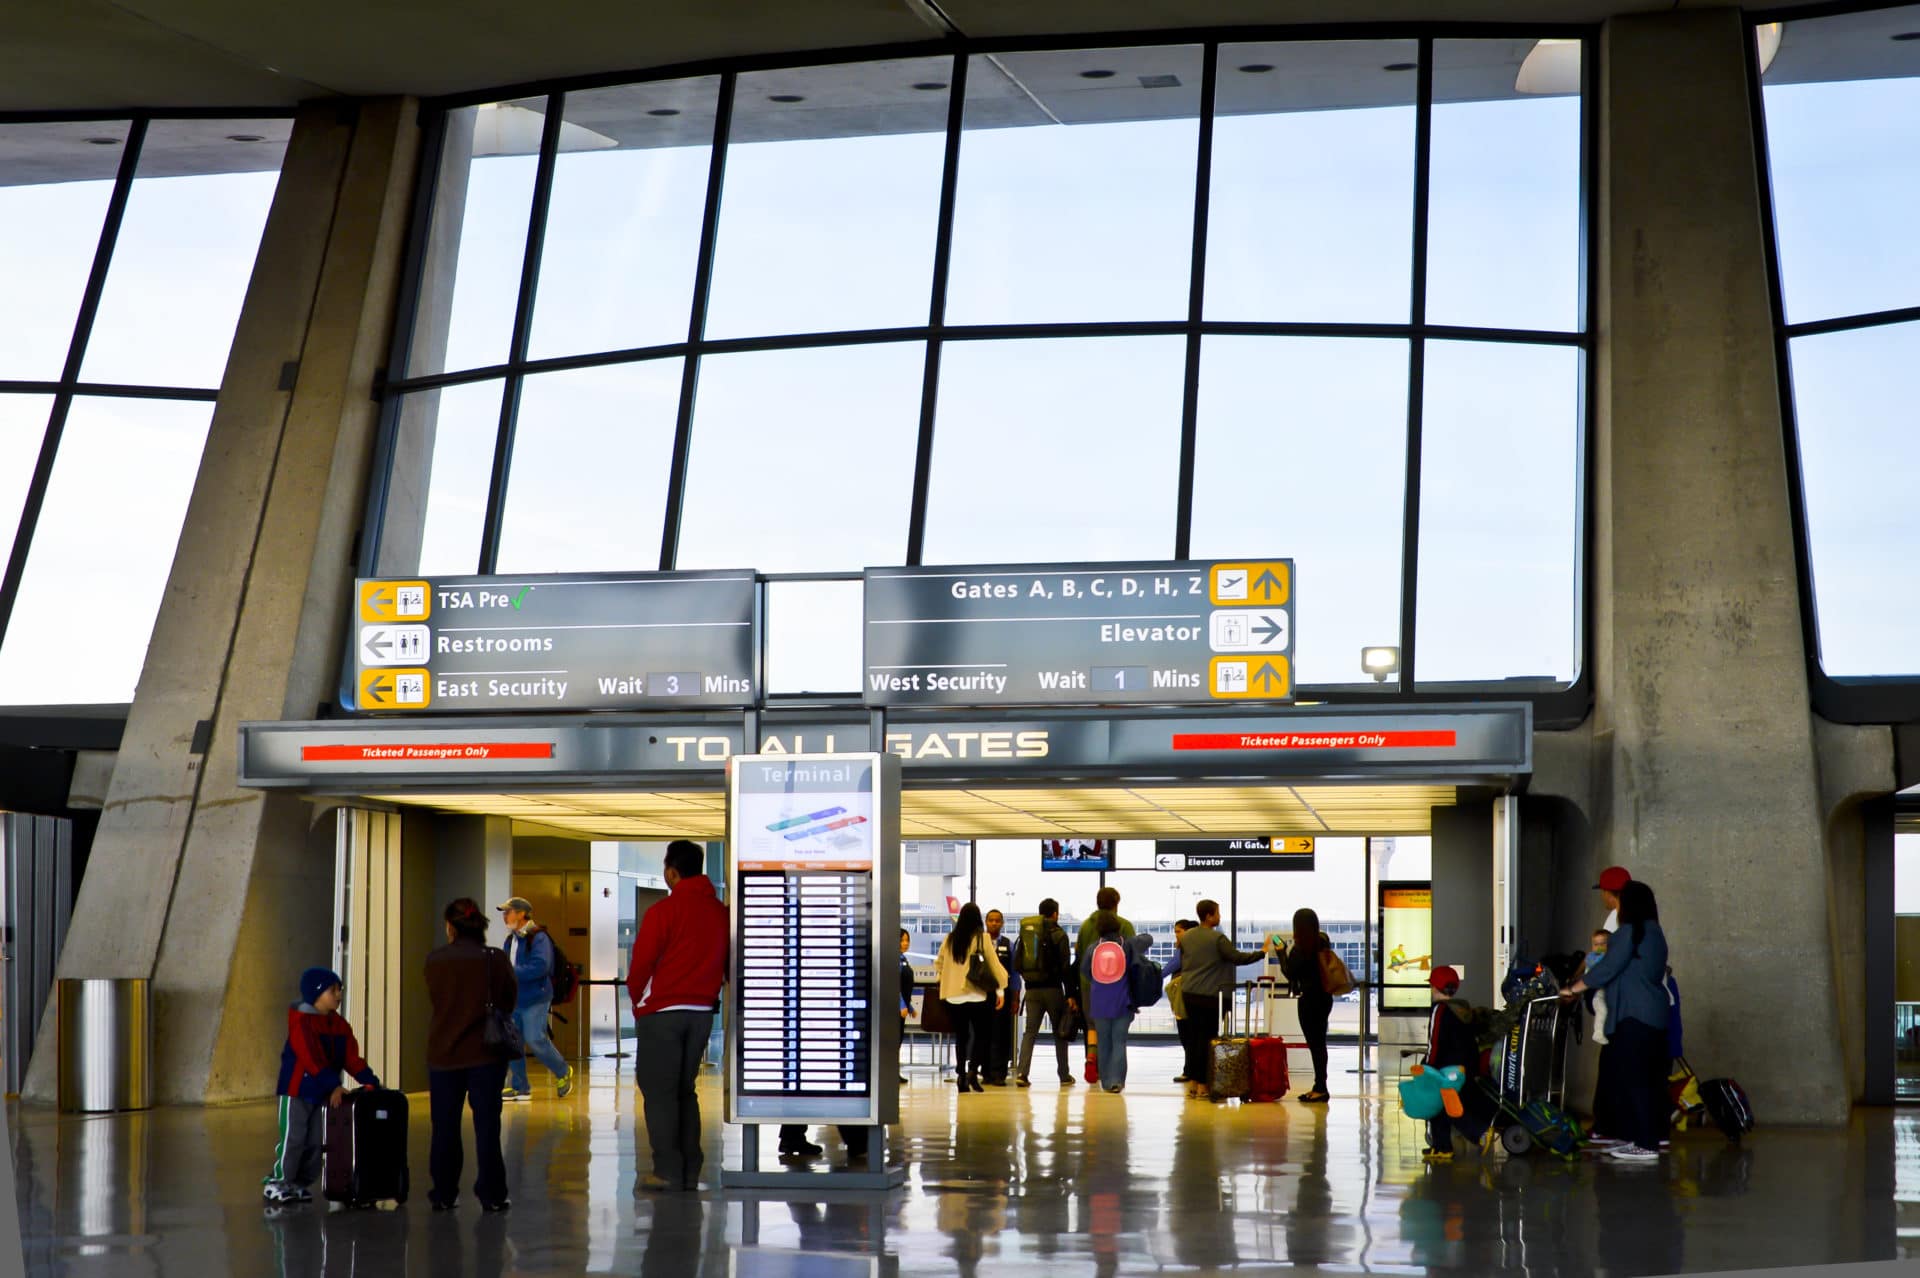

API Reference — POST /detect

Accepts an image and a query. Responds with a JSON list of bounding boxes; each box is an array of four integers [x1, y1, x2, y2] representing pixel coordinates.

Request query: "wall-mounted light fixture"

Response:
[[1361, 646, 1401, 683]]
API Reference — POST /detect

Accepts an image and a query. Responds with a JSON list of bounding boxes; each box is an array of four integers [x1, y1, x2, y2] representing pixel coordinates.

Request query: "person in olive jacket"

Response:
[[424, 898, 520, 1212], [1175, 899, 1271, 1099]]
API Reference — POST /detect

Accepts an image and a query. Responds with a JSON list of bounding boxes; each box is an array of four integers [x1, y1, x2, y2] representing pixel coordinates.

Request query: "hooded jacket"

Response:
[[626, 873, 728, 1017], [1426, 998, 1482, 1074], [277, 1005, 379, 1103]]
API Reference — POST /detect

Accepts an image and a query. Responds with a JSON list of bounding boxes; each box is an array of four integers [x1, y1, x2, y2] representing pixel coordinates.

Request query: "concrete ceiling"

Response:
[[0, 0, 1912, 113]]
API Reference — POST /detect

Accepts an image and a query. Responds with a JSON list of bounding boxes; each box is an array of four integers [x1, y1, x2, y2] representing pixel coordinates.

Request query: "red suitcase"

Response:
[[1248, 1036, 1290, 1102]]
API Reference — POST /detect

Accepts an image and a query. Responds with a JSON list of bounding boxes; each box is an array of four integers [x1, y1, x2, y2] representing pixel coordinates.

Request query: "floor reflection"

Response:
[[7, 1045, 1909, 1276]]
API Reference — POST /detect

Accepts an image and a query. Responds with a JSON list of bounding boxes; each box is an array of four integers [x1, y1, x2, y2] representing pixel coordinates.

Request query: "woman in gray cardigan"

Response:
[[1176, 899, 1271, 1099]]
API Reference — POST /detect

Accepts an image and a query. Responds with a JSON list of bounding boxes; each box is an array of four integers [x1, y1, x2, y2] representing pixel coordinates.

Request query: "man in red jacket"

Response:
[[627, 839, 728, 1192]]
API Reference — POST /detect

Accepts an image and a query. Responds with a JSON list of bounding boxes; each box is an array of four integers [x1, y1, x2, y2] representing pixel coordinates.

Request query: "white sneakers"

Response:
[[1607, 1144, 1660, 1163]]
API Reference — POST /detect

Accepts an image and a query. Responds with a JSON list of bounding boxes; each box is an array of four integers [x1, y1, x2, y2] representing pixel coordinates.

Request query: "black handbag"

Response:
[[965, 942, 998, 995], [480, 949, 525, 1060]]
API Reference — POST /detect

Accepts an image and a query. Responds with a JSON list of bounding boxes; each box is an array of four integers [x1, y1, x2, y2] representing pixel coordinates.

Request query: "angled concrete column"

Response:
[[1592, 10, 1877, 1123], [24, 98, 424, 1104]]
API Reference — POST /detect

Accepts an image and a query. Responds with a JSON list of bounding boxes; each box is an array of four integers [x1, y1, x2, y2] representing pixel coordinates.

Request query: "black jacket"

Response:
[[1283, 933, 1335, 1004]]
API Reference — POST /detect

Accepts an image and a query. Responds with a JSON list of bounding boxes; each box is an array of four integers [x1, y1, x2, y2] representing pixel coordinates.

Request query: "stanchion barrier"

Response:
[[579, 978, 632, 1060]]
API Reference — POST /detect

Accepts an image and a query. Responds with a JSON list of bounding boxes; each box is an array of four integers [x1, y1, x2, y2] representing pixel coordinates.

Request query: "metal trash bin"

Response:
[[57, 978, 153, 1113]]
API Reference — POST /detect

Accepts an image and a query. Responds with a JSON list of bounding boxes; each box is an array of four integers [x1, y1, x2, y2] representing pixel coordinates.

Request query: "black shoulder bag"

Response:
[[480, 947, 526, 1060]]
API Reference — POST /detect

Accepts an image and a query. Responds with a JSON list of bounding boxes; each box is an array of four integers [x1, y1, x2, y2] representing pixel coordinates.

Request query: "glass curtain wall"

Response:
[[1756, 7, 1920, 689], [0, 118, 290, 705], [371, 34, 1590, 700]]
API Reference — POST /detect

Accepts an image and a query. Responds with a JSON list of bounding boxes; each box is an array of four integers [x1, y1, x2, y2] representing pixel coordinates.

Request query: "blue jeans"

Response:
[[508, 998, 569, 1091], [1092, 1014, 1132, 1090]]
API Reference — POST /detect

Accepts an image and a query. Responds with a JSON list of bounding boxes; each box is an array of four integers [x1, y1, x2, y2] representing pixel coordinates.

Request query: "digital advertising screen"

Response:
[[727, 754, 901, 1126], [1379, 880, 1434, 1014]]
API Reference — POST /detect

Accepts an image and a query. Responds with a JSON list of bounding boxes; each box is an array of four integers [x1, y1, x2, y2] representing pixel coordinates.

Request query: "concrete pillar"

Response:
[[1591, 10, 1887, 1123], [1431, 802, 1494, 1008], [23, 98, 424, 1104]]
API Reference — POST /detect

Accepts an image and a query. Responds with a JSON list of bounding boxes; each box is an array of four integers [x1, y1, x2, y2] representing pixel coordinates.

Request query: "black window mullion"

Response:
[[0, 117, 147, 649], [905, 52, 969, 569], [660, 71, 737, 571], [1174, 42, 1219, 562], [478, 92, 566, 574], [1399, 39, 1435, 695]]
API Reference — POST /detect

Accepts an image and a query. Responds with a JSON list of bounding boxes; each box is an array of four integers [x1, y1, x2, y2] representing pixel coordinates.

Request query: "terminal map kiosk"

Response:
[[723, 752, 902, 1188]]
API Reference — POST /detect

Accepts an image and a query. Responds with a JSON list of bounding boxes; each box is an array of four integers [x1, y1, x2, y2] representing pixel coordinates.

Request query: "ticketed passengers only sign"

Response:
[[863, 560, 1295, 708], [351, 570, 758, 712]]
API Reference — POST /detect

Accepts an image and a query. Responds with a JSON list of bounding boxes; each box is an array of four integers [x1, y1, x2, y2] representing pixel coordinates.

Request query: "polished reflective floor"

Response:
[[11, 1045, 1913, 1277]]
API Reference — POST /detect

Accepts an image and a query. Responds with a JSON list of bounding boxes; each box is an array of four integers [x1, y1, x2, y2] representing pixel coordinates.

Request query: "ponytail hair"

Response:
[[444, 897, 488, 941]]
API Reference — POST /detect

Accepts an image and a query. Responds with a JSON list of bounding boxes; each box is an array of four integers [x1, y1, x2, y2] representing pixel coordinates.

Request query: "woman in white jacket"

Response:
[[935, 903, 1007, 1093]]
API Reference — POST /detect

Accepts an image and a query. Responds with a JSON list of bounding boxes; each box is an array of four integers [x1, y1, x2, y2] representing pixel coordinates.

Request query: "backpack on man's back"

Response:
[[1019, 915, 1070, 985], [532, 925, 581, 1007]]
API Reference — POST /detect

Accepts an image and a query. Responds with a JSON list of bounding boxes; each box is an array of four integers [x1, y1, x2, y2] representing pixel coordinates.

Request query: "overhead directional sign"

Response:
[[863, 559, 1294, 708], [1153, 837, 1316, 872], [350, 570, 758, 713]]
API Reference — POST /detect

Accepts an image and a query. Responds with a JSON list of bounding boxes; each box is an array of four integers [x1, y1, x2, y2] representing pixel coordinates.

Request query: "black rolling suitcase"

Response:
[[324, 1087, 410, 1207]]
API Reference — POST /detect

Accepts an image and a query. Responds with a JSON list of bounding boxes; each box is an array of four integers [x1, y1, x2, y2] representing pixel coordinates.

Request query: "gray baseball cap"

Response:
[[496, 897, 533, 914]]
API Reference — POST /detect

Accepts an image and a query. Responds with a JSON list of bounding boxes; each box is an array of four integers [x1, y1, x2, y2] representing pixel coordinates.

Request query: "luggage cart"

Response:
[[1484, 995, 1580, 1157]]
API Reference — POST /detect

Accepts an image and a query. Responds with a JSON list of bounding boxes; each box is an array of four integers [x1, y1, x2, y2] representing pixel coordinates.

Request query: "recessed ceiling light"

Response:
[[1238, 63, 1275, 73], [1383, 62, 1417, 71], [1079, 69, 1116, 79], [1138, 73, 1181, 88], [85, 136, 120, 145], [768, 94, 805, 103], [912, 81, 947, 90], [226, 133, 265, 142], [1894, 30, 1920, 40], [647, 108, 681, 116]]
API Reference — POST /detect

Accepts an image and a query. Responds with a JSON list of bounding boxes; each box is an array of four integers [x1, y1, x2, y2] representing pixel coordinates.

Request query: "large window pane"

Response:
[[1426, 41, 1582, 332], [406, 100, 544, 377], [1206, 43, 1416, 323], [765, 579, 862, 695], [495, 361, 684, 573], [0, 398, 213, 704], [1763, 11, 1920, 324], [0, 124, 124, 380], [527, 79, 718, 359], [1787, 323, 1920, 676], [946, 46, 1201, 325], [0, 396, 54, 575], [377, 379, 504, 577], [704, 60, 949, 339], [970, 840, 1109, 954], [677, 343, 923, 572], [1415, 340, 1580, 686], [80, 120, 289, 388], [922, 337, 1184, 563], [1190, 337, 1408, 687]]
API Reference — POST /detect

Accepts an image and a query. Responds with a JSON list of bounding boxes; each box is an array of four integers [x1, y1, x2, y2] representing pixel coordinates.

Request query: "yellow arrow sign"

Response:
[[359, 580, 430, 624], [1209, 561, 1290, 607], [1270, 837, 1315, 855], [1207, 655, 1292, 700], [359, 668, 430, 710]]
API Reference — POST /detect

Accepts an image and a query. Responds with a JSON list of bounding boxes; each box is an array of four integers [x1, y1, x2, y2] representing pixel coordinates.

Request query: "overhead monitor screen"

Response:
[[1040, 838, 1112, 871]]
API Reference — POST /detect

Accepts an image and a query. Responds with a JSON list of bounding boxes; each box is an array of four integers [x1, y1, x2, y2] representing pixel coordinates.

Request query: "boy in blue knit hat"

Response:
[[261, 967, 381, 1205]]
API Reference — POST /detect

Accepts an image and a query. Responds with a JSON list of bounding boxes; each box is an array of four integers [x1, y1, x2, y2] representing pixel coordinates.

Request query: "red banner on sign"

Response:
[[300, 742, 556, 763], [1171, 730, 1457, 751]]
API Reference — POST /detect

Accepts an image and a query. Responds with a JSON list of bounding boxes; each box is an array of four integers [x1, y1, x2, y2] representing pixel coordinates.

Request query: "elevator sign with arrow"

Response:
[[864, 557, 1294, 708]]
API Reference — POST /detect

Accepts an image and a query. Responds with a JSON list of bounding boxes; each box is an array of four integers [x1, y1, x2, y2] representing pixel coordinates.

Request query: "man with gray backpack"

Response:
[[1015, 899, 1078, 1087]]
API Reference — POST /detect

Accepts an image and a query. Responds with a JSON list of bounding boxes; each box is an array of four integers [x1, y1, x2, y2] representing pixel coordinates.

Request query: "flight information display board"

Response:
[[725, 753, 901, 1125]]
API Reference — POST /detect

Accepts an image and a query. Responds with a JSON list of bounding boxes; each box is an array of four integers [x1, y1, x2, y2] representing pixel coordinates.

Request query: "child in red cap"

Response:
[[1422, 966, 1493, 1163]]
